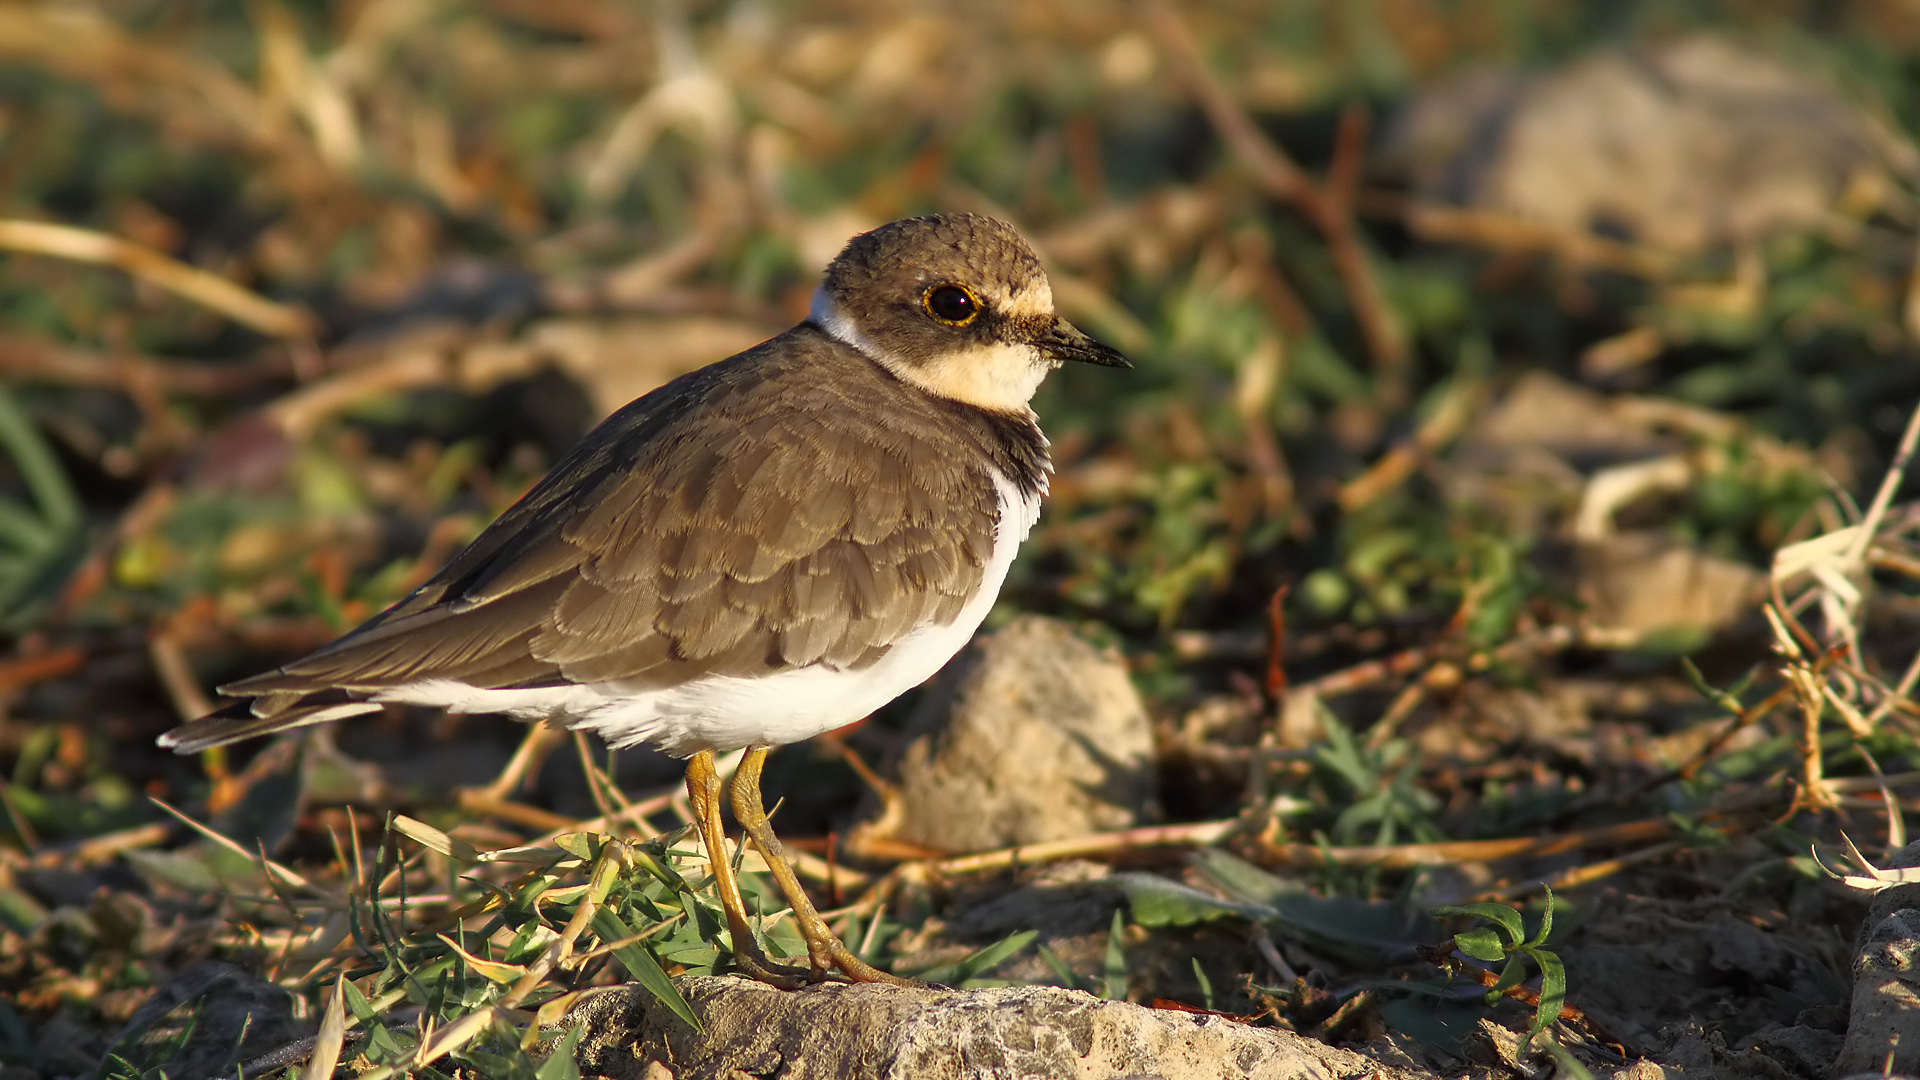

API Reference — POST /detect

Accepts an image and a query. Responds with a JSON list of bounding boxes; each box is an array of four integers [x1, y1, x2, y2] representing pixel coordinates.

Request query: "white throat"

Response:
[[809, 289, 1051, 415]]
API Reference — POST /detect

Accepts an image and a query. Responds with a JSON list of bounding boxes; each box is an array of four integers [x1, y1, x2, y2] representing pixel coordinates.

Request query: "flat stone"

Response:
[[570, 976, 1432, 1080], [876, 616, 1156, 854]]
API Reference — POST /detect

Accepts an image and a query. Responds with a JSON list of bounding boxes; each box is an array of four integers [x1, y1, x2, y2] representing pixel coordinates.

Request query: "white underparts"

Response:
[[371, 471, 1044, 757], [809, 290, 1052, 415]]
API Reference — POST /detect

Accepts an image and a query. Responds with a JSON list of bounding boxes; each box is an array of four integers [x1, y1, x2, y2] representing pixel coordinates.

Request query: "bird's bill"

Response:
[[1043, 318, 1132, 369]]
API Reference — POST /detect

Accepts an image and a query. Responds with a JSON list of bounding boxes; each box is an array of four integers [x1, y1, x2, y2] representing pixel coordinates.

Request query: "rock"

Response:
[[569, 976, 1432, 1080], [876, 615, 1156, 854], [1575, 531, 1766, 647], [1834, 841, 1920, 1075], [104, 961, 311, 1080], [1441, 373, 1777, 648], [1382, 35, 1915, 254]]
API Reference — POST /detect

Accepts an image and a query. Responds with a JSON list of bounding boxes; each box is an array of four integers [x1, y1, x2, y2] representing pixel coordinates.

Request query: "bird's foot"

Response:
[[724, 935, 814, 990], [800, 923, 916, 986]]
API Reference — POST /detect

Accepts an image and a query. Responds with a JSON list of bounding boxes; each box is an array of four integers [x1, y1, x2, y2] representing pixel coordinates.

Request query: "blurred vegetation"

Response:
[[2, 0, 1920, 1076]]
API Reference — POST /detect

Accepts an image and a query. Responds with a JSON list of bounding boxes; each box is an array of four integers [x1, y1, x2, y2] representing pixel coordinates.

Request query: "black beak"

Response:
[[1043, 317, 1131, 369]]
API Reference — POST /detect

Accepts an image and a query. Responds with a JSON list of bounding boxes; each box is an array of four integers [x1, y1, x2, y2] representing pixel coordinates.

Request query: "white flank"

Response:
[[372, 472, 1044, 757]]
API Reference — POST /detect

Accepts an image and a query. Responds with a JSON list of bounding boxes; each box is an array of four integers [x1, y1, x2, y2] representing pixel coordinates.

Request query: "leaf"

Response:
[[413, 1006, 500, 1067], [1377, 996, 1483, 1057], [301, 977, 348, 1080], [917, 929, 1038, 986], [1191, 958, 1215, 1012], [1527, 887, 1557, 948], [591, 909, 700, 1032], [627, 845, 693, 891], [1103, 910, 1128, 1000], [480, 845, 580, 867], [150, 797, 311, 889], [1432, 901, 1524, 946], [1680, 656, 1744, 714], [394, 816, 483, 862], [503, 921, 561, 966], [1773, 523, 1862, 584], [1116, 873, 1272, 927], [1193, 850, 1434, 953], [0, 385, 78, 530], [1035, 942, 1082, 992], [1527, 947, 1568, 1039], [535, 1024, 585, 1080], [541, 883, 593, 906], [437, 933, 530, 984], [1486, 954, 1527, 1004], [122, 849, 222, 894], [1187, 849, 1293, 907], [1536, 1029, 1597, 1080], [1453, 926, 1507, 964], [341, 977, 379, 1023]]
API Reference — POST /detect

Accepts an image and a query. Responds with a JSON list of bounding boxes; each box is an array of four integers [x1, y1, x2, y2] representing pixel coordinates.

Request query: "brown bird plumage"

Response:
[[166, 330, 1050, 753], [159, 212, 1127, 987]]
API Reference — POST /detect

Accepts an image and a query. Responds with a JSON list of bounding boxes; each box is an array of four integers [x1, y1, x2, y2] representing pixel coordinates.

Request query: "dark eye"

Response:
[[923, 284, 978, 325]]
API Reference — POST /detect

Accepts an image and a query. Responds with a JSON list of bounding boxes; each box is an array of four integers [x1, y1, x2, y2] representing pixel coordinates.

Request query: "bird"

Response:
[[158, 212, 1130, 987]]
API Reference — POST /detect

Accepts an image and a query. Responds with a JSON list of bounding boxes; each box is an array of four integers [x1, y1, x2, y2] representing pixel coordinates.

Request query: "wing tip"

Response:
[[156, 694, 382, 754]]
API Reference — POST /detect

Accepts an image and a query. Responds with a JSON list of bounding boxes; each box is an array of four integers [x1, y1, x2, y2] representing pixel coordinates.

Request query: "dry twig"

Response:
[[1143, 0, 1407, 408], [0, 219, 315, 339]]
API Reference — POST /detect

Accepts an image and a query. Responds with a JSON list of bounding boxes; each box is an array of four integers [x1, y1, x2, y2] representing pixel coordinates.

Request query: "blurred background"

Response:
[[5, 0, 1920, 1074]]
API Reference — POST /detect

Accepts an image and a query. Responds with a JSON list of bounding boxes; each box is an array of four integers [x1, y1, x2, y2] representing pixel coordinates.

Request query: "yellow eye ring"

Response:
[[922, 284, 979, 325]]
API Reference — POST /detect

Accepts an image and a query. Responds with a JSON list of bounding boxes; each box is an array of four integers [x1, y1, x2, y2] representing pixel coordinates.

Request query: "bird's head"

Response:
[[810, 213, 1130, 414]]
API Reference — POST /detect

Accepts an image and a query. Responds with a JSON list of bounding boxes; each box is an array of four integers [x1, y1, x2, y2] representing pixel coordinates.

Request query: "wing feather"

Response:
[[172, 329, 1023, 754]]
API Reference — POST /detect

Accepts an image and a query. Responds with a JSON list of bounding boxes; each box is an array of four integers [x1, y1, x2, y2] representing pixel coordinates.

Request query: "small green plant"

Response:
[[1431, 890, 1566, 1046], [304, 814, 783, 1080], [1312, 712, 1444, 848], [907, 929, 1038, 988]]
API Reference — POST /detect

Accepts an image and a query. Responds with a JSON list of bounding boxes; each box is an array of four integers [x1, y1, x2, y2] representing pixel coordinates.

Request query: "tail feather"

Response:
[[157, 689, 382, 754]]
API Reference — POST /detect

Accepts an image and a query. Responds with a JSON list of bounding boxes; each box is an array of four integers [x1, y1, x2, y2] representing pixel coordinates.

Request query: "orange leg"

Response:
[[730, 745, 910, 985], [684, 749, 810, 988]]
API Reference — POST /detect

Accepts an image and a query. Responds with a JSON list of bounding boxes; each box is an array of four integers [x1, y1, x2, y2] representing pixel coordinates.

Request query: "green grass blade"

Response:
[[1102, 910, 1128, 1000], [923, 928, 1038, 986], [591, 909, 700, 1033], [1191, 957, 1215, 1012], [1035, 942, 1081, 992], [0, 498, 50, 553], [0, 386, 78, 532]]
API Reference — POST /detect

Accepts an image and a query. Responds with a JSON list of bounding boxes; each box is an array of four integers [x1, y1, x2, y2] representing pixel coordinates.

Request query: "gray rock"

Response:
[[1382, 35, 1915, 254], [101, 961, 311, 1080], [881, 616, 1156, 854], [570, 976, 1432, 1080]]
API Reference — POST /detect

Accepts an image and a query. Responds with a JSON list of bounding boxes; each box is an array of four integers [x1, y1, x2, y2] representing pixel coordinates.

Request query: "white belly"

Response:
[[374, 471, 1042, 757]]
